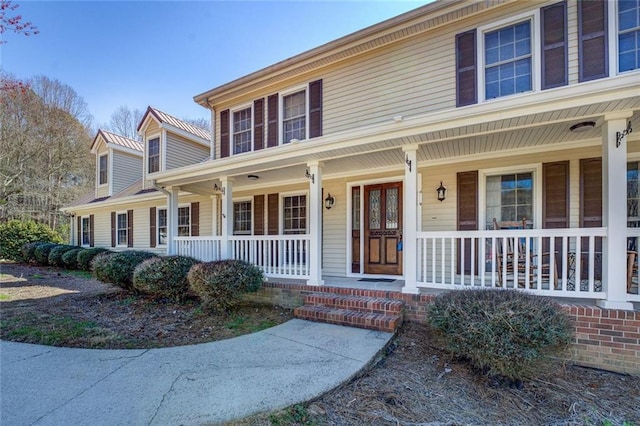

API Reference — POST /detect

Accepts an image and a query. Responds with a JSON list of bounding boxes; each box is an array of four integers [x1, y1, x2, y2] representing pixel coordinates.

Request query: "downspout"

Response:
[[207, 99, 216, 160]]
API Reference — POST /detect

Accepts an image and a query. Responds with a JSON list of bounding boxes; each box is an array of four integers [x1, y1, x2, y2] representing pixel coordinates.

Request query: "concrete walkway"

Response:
[[0, 319, 393, 426]]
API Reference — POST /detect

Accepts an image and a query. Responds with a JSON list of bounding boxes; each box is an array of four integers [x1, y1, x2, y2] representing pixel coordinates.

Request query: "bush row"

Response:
[[21, 241, 111, 272]]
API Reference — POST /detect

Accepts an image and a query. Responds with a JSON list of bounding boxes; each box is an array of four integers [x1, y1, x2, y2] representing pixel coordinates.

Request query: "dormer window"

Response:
[[282, 89, 307, 143], [99, 154, 108, 185], [148, 137, 160, 173]]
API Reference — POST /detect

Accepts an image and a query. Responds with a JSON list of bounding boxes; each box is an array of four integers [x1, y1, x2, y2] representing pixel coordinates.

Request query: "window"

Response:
[[233, 201, 252, 235], [283, 195, 307, 234], [486, 173, 533, 229], [233, 108, 252, 154], [158, 208, 167, 245], [282, 90, 306, 143], [117, 212, 127, 246], [99, 154, 108, 185], [619, 0, 640, 72], [178, 206, 190, 236], [148, 137, 160, 173], [484, 21, 532, 99], [81, 217, 90, 246]]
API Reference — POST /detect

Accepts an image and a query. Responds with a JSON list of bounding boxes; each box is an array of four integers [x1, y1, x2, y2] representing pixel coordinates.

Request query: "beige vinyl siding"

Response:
[[145, 119, 160, 136], [96, 183, 110, 198], [165, 132, 209, 170], [567, 0, 579, 85], [112, 152, 142, 194]]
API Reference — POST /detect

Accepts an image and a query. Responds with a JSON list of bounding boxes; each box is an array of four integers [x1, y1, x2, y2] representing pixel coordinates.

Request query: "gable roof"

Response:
[[90, 129, 143, 154], [137, 106, 211, 142]]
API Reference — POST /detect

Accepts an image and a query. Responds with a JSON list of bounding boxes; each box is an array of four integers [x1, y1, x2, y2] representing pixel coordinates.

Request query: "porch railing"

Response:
[[416, 228, 607, 299], [174, 235, 310, 279]]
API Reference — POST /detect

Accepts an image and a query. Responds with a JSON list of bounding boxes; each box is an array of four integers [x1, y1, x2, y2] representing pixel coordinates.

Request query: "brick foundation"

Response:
[[244, 282, 640, 375]]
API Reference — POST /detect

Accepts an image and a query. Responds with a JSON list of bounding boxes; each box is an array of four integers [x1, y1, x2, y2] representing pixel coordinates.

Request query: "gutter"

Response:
[[151, 180, 171, 196]]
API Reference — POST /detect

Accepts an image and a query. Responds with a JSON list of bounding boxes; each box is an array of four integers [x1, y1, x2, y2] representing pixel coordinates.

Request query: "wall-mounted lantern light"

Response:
[[324, 193, 335, 210], [436, 181, 447, 202]]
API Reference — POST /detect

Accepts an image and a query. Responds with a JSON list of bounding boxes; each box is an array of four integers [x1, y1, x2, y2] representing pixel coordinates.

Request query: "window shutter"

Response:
[[220, 109, 230, 158], [543, 161, 569, 229], [457, 171, 478, 274], [254, 98, 264, 151], [127, 209, 134, 247], [541, 2, 568, 89], [191, 202, 200, 236], [309, 79, 323, 138], [254, 194, 265, 235], [77, 216, 82, 247], [111, 212, 116, 247], [456, 30, 477, 107], [150, 207, 156, 248], [89, 215, 95, 247], [578, 0, 608, 82], [267, 193, 279, 235], [267, 94, 279, 148], [580, 158, 602, 227]]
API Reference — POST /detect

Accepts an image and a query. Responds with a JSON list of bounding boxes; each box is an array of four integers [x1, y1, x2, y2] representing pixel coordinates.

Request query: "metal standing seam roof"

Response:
[[97, 130, 144, 152], [144, 107, 211, 142]]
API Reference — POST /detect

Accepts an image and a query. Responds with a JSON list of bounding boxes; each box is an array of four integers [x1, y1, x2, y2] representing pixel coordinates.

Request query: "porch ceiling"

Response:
[[169, 97, 640, 193]]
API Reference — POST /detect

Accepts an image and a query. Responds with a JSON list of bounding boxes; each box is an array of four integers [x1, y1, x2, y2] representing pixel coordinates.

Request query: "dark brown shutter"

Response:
[[254, 98, 264, 151], [111, 212, 116, 247], [267, 94, 279, 148], [220, 109, 230, 158], [191, 202, 200, 236], [127, 209, 133, 247], [456, 30, 477, 107], [89, 215, 94, 247], [580, 158, 602, 227], [77, 216, 81, 247], [267, 193, 279, 235], [578, 0, 608, 82], [254, 195, 265, 235], [543, 161, 569, 229], [309, 79, 323, 138], [457, 171, 478, 274], [150, 207, 156, 248], [541, 2, 568, 89]]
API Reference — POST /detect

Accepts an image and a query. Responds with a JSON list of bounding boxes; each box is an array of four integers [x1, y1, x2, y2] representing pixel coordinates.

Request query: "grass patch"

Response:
[[268, 404, 317, 426], [63, 270, 93, 279], [0, 293, 10, 300], [225, 316, 277, 334], [30, 273, 44, 279]]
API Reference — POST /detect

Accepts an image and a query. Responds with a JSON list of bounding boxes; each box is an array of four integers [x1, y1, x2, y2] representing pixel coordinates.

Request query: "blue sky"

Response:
[[2, 1, 426, 128]]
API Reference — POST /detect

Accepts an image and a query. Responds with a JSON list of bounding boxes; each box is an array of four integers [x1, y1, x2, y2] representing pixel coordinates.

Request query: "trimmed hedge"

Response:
[[78, 247, 110, 271], [0, 220, 62, 261], [426, 289, 573, 382], [133, 255, 200, 302], [92, 250, 157, 290], [21, 242, 47, 264], [188, 260, 263, 311], [33, 243, 58, 266], [62, 248, 84, 270], [91, 252, 114, 283], [48, 245, 77, 268]]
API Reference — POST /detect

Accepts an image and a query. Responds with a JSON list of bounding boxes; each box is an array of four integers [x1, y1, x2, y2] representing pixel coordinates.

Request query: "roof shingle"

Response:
[[140, 106, 211, 142]]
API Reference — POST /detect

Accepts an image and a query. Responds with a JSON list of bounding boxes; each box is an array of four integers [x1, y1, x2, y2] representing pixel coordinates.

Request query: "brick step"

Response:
[[294, 305, 402, 333], [303, 293, 404, 315]]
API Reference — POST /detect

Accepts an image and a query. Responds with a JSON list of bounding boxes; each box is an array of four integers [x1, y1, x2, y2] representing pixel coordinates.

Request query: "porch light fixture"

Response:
[[247, 174, 259, 181], [324, 193, 335, 210], [305, 168, 315, 184], [569, 121, 596, 133], [213, 183, 225, 195], [616, 121, 633, 148], [436, 181, 447, 202]]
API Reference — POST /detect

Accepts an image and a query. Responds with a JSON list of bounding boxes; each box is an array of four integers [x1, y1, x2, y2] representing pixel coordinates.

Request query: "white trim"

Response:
[[109, 144, 143, 157], [145, 133, 162, 177], [611, 0, 640, 77], [115, 211, 128, 247], [156, 206, 168, 247], [478, 163, 542, 231], [230, 103, 254, 156], [108, 149, 114, 196], [97, 152, 109, 192], [279, 83, 309, 145], [81, 216, 91, 248], [160, 123, 210, 147]]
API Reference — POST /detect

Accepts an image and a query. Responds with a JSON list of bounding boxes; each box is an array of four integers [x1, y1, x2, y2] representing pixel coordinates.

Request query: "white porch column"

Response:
[[220, 177, 233, 259], [307, 161, 324, 286], [599, 111, 634, 310], [402, 145, 419, 294], [167, 187, 179, 255]]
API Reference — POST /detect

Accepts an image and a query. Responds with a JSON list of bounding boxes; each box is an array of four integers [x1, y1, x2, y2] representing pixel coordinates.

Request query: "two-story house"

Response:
[[65, 0, 639, 312]]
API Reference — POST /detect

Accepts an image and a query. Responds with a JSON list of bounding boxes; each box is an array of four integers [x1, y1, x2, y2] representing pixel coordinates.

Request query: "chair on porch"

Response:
[[627, 237, 638, 293], [493, 217, 533, 287]]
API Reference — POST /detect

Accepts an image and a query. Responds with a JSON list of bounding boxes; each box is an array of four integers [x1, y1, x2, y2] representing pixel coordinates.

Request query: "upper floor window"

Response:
[[282, 90, 306, 143], [99, 154, 108, 185], [233, 107, 252, 154], [233, 201, 252, 235], [148, 137, 160, 173], [619, 0, 640, 72], [81, 217, 91, 246], [178, 206, 191, 236], [484, 21, 532, 99], [117, 212, 128, 246]]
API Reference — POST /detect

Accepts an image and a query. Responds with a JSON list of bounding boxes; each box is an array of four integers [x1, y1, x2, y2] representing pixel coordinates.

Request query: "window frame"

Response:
[[98, 153, 108, 186], [147, 136, 161, 174], [280, 191, 309, 235], [614, 0, 640, 74], [279, 85, 309, 145], [157, 207, 167, 246], [233, 198, 253, 235], [81, 216, 91, 247], [477, 10, 541, 103], [231, 104, 253, 155], [177, 205, 191, 237], [116, 211, 128, 247]]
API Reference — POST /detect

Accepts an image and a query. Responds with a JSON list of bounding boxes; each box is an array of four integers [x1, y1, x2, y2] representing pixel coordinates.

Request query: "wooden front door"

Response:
[[364, 182, 402, 275]]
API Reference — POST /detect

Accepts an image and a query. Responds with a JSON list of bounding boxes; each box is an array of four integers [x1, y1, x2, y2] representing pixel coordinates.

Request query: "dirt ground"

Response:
[[1, 262, 638, 425]]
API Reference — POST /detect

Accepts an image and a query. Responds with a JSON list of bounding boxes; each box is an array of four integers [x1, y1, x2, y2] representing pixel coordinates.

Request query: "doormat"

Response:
[[358, 278, 396, 283]]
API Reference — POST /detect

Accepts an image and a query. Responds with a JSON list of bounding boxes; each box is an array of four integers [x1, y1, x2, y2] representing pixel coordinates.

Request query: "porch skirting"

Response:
[[244, 282, 640, 376]]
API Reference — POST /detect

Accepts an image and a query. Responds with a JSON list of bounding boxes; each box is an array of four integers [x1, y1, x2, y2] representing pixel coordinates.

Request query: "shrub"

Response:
[[21, 242, 47, 263], [62, 248, 84, 270], [48, 245, 77, 268], [426, 289, 573, 382], [33, 243, 59, 266], [188, 260, 263, 311], [0, 220, 63, 261], [133, 255, 199, 302], [93, 250, 157, 290], [77, 247, 110, 271], [91, 252, 115, 283]]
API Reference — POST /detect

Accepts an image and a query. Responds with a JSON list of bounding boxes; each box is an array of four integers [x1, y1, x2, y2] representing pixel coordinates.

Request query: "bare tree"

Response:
[[106, 105, 144, 140], [182, 116, 210, 132], [0, 0, 38, 42]]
